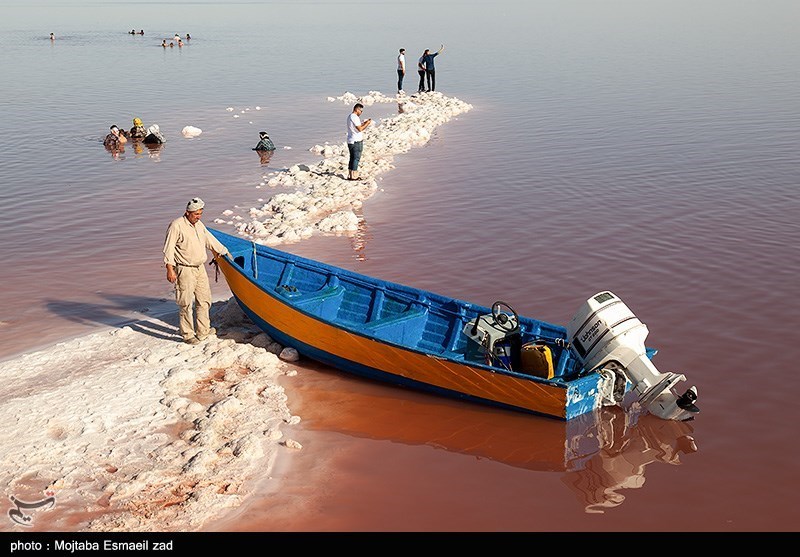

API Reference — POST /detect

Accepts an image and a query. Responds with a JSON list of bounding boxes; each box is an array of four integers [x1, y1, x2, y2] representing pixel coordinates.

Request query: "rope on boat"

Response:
[[211, 255, 220, 283]]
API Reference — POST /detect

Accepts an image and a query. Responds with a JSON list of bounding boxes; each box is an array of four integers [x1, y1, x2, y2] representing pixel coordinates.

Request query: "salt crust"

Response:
[[0, 299, 301, 532]]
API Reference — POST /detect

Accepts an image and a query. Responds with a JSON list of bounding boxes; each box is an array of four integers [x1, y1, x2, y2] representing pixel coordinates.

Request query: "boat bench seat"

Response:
[[361, 306, 428, 344], [277, 284, 345, 320]]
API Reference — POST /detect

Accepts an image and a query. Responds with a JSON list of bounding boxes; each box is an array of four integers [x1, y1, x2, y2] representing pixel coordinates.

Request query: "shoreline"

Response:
[[0, 91, 473, 532]]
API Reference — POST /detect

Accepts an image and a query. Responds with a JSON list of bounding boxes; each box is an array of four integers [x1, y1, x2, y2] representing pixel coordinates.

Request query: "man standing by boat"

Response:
[[163, 197, 229, 345]]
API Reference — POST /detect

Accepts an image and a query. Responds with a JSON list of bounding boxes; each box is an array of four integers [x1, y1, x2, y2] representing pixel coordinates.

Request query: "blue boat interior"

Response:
[[217, 230, 585, 382]]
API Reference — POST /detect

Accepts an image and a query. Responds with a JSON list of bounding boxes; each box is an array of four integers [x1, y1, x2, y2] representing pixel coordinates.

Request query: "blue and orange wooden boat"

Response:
[[210, 229, 699, 422]]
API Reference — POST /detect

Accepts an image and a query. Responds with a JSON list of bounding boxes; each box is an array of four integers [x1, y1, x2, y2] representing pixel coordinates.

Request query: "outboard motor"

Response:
[[566, 291, 699, 421]]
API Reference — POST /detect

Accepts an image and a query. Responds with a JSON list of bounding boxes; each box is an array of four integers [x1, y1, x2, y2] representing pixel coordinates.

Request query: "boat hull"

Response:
[[212, 230, 610, 420]]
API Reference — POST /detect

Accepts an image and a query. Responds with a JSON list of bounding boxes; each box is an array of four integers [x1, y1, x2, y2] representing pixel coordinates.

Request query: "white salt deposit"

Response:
[[182, 126, 203, 138]]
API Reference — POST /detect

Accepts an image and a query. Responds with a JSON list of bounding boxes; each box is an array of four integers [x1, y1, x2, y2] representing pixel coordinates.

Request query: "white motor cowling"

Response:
[[566, 291, 699, 421]]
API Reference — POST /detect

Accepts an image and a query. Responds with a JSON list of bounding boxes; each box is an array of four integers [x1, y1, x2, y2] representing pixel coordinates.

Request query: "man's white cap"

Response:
[[186, 197, 205, 212]]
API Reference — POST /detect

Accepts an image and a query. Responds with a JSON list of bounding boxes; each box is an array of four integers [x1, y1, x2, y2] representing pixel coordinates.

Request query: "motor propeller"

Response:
[[676, 386, 699, 413]]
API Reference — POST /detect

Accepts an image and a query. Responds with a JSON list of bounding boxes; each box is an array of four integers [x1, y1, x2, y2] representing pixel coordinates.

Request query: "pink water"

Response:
[[2, 1, 799, 532]]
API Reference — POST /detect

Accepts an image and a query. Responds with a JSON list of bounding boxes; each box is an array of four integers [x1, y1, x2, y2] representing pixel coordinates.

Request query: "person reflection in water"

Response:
[[105, 145, 125, 160], [257, 150, 274, 165], [349, 210, 369, 262], [145, 143, 164, 160]]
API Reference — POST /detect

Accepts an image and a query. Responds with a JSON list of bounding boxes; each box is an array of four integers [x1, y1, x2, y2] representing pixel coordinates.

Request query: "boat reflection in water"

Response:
[[297, 367, 698, 512], [561, 407, 698, 513]]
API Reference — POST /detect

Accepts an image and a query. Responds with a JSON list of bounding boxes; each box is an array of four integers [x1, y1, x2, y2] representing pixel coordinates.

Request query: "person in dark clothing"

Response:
[[417, 50, 427, 93], [423, 44, 444, 92], [143, 124, 166, 144], [253, 131, 276, 164], [253, 131, 276, 151]]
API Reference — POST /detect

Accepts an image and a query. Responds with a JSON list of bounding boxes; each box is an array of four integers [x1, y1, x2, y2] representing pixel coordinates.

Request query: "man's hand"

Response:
[[166, 265, 177, 284]]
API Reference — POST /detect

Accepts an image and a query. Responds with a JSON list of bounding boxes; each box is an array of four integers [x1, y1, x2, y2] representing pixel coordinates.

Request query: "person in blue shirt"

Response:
[[423, 44, 444, 92]]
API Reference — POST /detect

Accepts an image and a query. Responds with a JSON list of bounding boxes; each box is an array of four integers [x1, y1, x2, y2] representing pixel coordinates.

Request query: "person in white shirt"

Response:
[[346, 103, 372, 181], [397, 48, 406, 94]]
